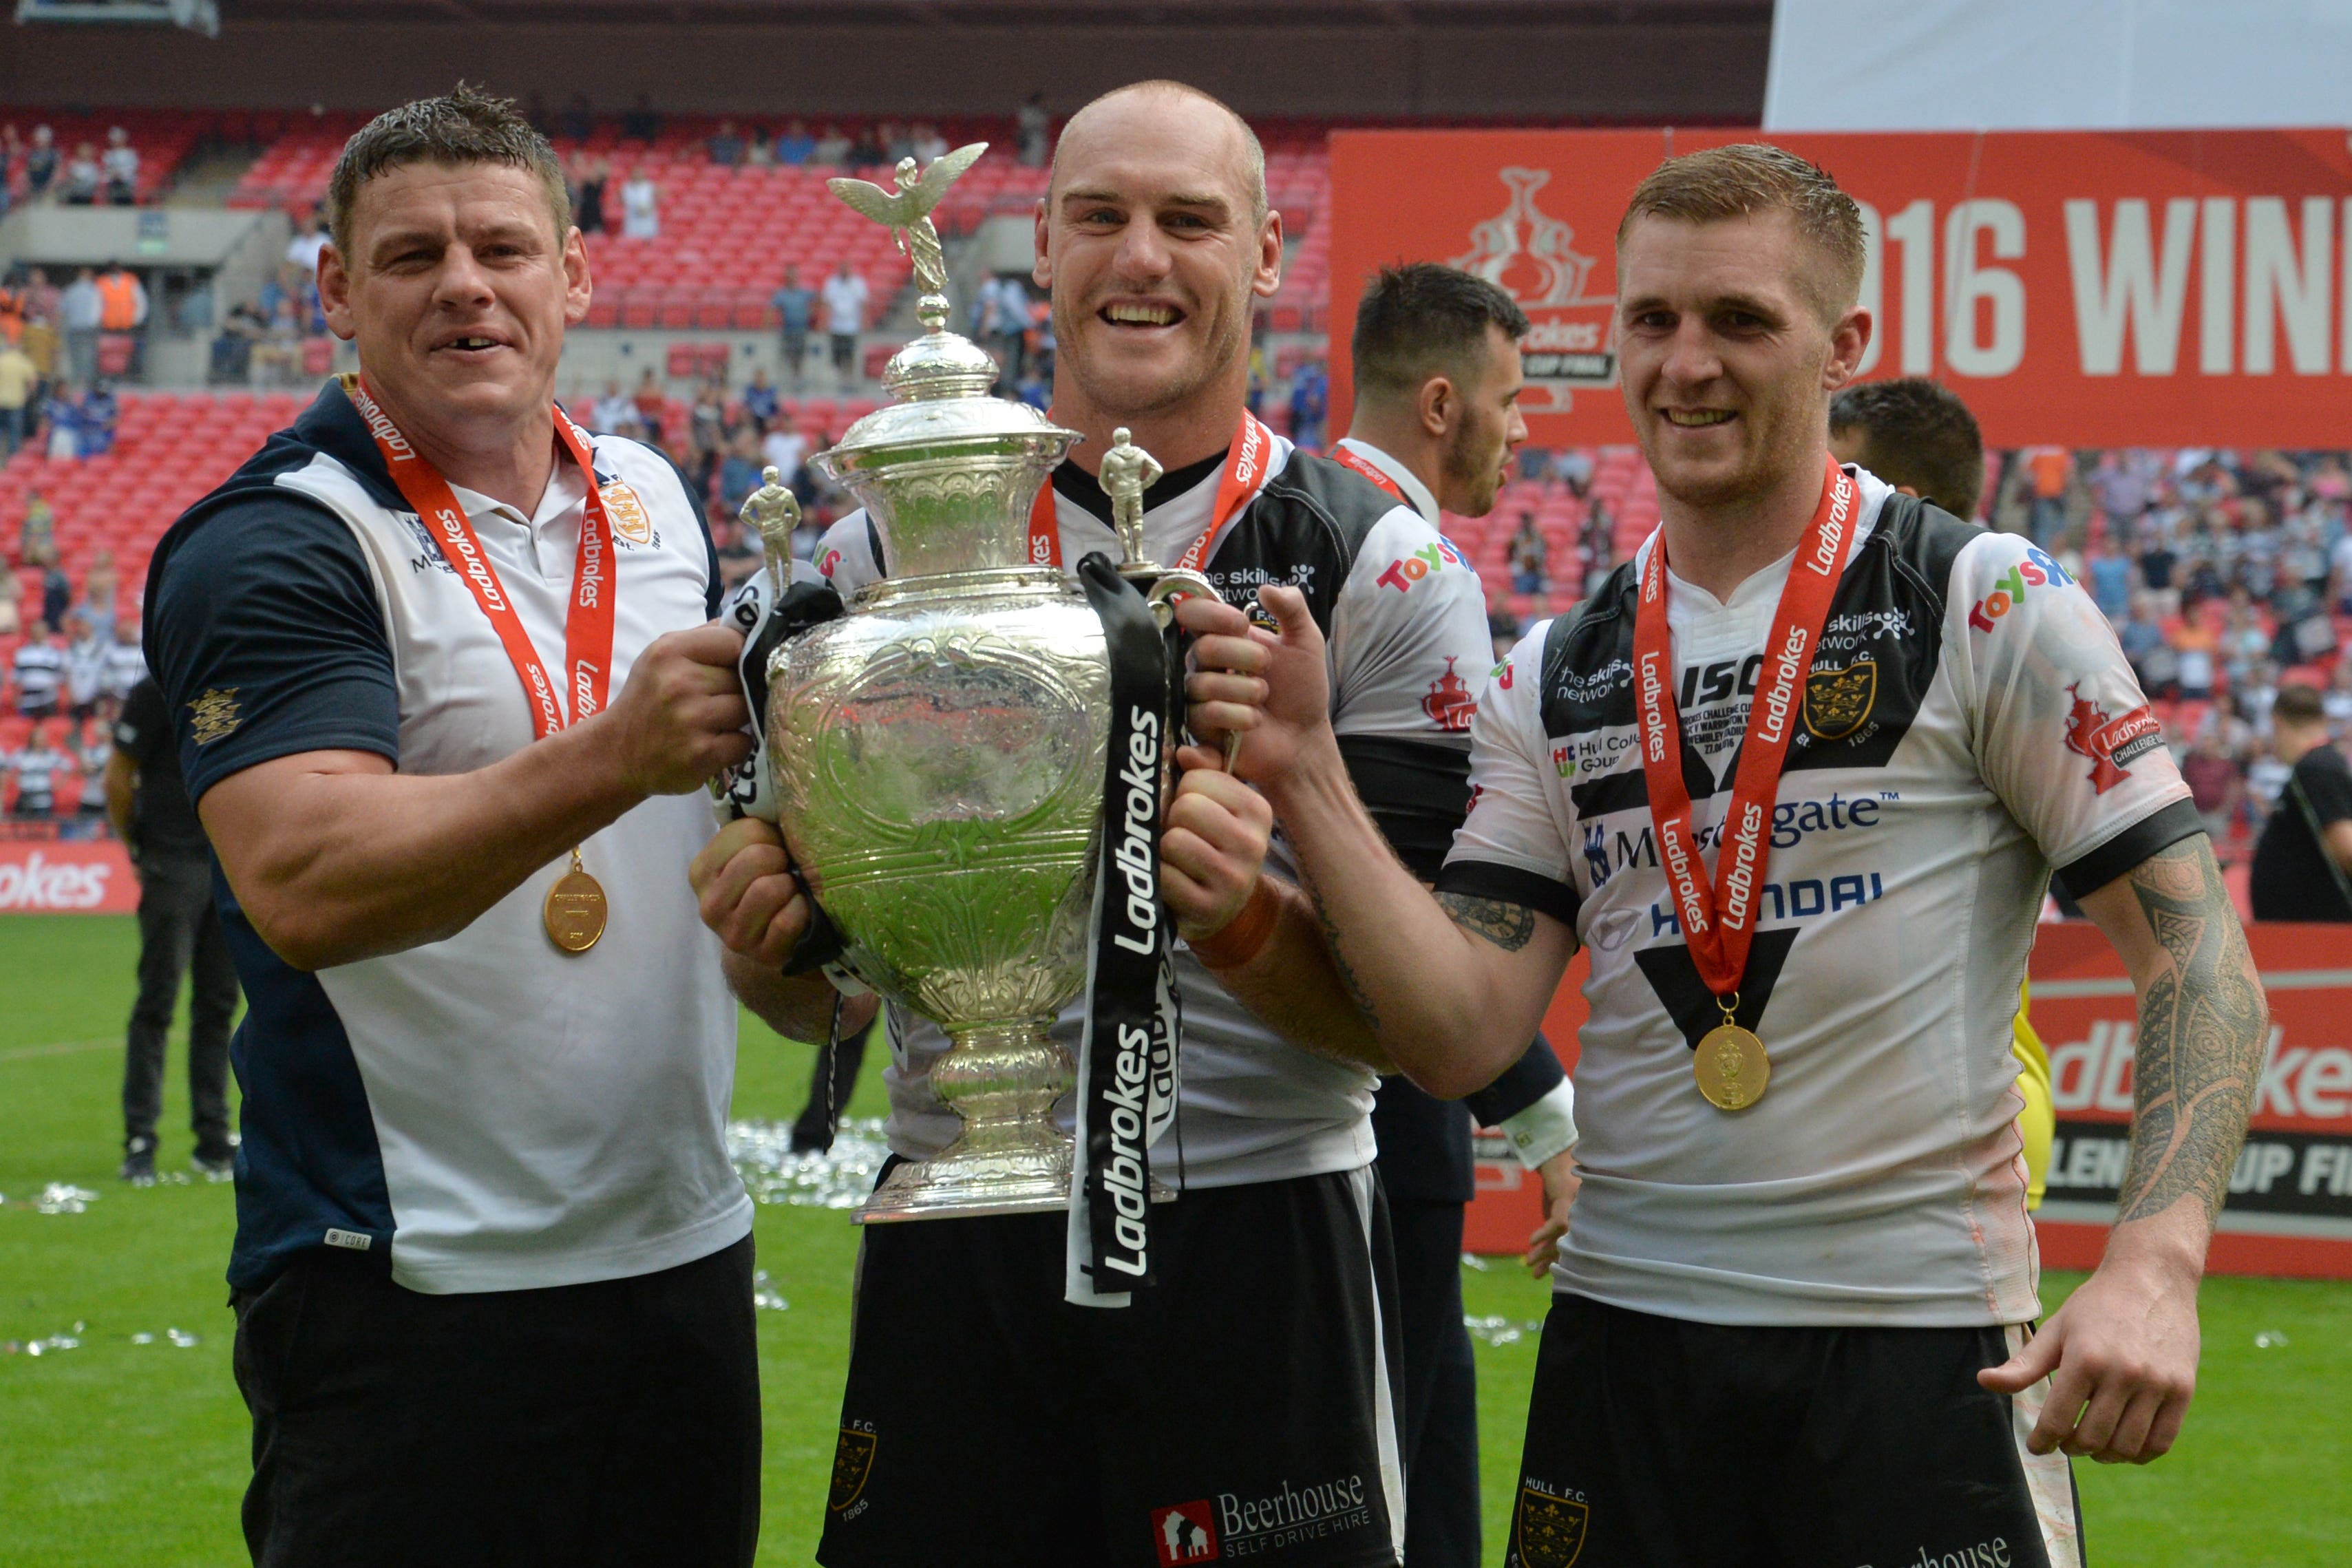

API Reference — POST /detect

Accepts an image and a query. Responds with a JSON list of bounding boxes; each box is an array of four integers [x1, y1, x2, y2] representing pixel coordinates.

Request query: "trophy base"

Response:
[[856, 1139, 1072, 1223]]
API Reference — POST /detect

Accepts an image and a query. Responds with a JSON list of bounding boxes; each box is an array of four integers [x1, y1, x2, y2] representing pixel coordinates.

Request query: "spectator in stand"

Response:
[[822, 260, 869, 392], [63, 141, 103, 205], [743, 125, 774, 168], [43, 377, 80, 460], [95, 260, 147, 377], [688, 375, 727, 453], [1017, 91, 1050, 167], [1288, 356, 1328, 449], [2251, 683, 2352, 920], [0, 332, 34, 458], [2084, 533, 2132, 619], [0, 571, 19, 637], [772, 263, 815, 390], [14, 623, 61, 714], [848, 123, 885, 168], [713, 513, 761, 591], [910, 123, 949, 166], [631, 366, 668, 434], [574, 156, 609, 235], [1507, 512, 1548, 595], [880, 122, 914, 166], [19, 487, 54, 565], [620, 167, 659, 239], [718, 428, 767, 518], [25, 124, 58, 198], [64, 608, 106, 720], [82, 547, 118, 633], [72, 716, 112, 834], [78, 382, 118, 459], [2022, 443, 2072, 542], [100, 614, 145, 703], [1488, 606, 1521, 663], [776, 119, 816, 166], [286, 213, 330, 276], [622, 92, 660, 142], [2174, 614, 2219, 701], [6, 717, 70, 820], [810, 124, 851, 167], [39, 558, 70, 635], [2181, 727, 2245, 844], [741, 367, 778, 428], [706, 119, 747, 167], [61, 267, 101, 389], [109, 672, 242, 1184], [760, 417, 806, 489], [590, 378, 640, 438], [2326, 659, 2352, 727], [1554, 446, 1593, 497], [2117, 593, 2174, 697], [103, 127, 140, 206]]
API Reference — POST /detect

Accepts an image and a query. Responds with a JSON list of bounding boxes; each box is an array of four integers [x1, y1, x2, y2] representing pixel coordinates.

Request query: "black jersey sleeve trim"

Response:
[[1433, 859, 1582, 929], [649, 445, 724, 619], [1337, 734, 1472, 881], [2055, 798, 2205, 899], [1462, 1032, 1566, 1126]]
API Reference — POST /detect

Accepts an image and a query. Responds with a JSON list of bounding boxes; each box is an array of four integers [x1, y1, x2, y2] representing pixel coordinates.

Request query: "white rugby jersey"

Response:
[[1440, 467, 2198, 1326], [148, 382, 748, 1294], [817, 433, 1494, 1187]]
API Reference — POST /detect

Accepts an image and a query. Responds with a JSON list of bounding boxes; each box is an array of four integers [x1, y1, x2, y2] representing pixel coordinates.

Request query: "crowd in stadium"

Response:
[[2, 103, 2349, 867]]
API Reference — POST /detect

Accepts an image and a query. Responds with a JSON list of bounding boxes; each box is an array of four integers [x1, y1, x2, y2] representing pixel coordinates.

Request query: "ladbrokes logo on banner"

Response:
[[1330, 126, 2352, 449]]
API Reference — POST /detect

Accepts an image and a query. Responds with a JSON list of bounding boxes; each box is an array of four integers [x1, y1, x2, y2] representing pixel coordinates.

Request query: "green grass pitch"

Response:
[[3, 913, 2346, 1565]]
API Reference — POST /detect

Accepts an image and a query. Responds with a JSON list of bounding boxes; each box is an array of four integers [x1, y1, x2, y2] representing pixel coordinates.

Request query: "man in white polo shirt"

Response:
[[145, 87, 762, 1567]]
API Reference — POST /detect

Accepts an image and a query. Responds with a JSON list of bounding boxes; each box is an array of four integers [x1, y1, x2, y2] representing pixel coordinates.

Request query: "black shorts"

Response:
[[1505, 1295, 2083, 1568], [820, 1163, 1406, 1568], [231, 1235, 761, 1568]]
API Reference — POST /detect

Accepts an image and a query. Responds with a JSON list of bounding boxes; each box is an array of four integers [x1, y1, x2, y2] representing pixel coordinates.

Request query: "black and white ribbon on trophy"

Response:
[[1065, 553, 1185, 1309]]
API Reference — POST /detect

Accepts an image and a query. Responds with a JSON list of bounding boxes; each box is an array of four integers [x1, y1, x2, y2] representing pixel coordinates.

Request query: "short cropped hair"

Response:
[[2274, 683, 2328, 728], [1618, 142, 1866, 321], [326, 84, 571, 262], [1828, 378, 1986, 518], [1351, 262, 1529, 401], [1052, 79, 1267, 224]]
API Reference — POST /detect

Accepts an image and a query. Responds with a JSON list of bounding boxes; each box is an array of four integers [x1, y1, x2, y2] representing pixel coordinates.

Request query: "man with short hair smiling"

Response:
[[144, 86, 763, 1566], [697, 78, 1492, 1568], [1189, 144, 2268, 1566], [1336, 259, 1577, 1568]]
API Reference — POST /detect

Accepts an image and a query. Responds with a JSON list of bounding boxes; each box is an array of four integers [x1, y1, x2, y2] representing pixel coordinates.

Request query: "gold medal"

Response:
[[544, 849, 608, 954], [1693, 997, 1769, 1110]]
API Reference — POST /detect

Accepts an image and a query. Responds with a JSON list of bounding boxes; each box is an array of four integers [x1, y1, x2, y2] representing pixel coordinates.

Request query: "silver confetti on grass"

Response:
[[752, 1269, 791, 1312], [33, 1183, 100, 1214], [1463, 1314, 1547, 1348], [727, 1119, 893, 1211]]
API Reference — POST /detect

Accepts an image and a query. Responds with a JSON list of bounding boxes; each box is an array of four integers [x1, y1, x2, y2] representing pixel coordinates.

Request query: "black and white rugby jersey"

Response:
[[1440, 467, 2198, 1327], [816, 432, 1494, 1187]]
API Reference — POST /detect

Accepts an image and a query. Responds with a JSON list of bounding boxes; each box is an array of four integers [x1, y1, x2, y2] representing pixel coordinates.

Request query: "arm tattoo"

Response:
[[1436, 892, 1538, 953], [1300, 876, 1380, 1032], [2115, 838, 2269, 1226]]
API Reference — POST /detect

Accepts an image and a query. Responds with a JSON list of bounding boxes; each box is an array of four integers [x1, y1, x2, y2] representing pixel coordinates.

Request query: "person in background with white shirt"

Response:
[[103, 127, 140, 205], [821, 259, 868, 392], [286, 213, 330, 277], [99, 613, 147, 705], [621, 165, 659, 239]]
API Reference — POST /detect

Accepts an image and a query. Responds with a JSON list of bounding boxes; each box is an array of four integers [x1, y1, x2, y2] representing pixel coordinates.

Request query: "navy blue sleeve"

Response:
[[650, 445, 723, 619], [148, 492, 400, 803], [1462, 1032, 1566, 1127]]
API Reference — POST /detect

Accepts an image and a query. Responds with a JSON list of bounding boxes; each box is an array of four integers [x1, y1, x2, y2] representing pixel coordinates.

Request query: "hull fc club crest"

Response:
[[2063, 683, 2165, 794], [1803, 658, 1877, 741], [1452, 167, 1615, 414], [1514, 1487, 1589, 1568], [828, 1427, 876, 1514]]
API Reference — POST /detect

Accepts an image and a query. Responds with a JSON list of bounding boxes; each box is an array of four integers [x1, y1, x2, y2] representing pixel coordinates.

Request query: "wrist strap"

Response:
[[1187, 876, 1280, 970]]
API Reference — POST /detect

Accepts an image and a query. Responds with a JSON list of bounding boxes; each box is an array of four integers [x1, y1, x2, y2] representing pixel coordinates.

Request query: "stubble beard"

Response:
[[1442, 416, 1503, 518], [1056, 287, 1249, 423]]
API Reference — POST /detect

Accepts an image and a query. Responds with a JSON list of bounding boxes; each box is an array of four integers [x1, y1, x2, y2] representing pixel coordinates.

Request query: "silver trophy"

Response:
[[759, 146, 1203, 1222]]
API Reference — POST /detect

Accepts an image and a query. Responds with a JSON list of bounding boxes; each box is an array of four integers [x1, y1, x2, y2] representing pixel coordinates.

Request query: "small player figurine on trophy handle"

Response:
[[739, 463, 802, 597], [1100, 427, 1162, 566]]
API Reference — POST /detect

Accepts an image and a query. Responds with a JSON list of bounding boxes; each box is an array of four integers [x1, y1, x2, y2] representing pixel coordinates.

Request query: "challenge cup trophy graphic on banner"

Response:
[[720, 146, 1210, 1297]]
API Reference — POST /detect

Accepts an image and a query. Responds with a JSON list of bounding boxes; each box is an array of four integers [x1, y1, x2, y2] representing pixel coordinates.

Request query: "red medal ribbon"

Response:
[[348, 374, 619, 739], [1026, 410, 1276, 571], [1632, 456, 1859, 1002], [1331, 442, 1407, 502]]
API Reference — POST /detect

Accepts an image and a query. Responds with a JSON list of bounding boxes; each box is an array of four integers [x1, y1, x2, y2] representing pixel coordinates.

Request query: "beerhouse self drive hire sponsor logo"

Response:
[[1165, 1472, 1375, 1559]]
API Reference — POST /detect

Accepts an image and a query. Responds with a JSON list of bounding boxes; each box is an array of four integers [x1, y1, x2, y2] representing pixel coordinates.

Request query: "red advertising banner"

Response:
[[1484, 931, 2352, 1277], [1328, 127, 2352, 450], [0, 839, 140, 914]]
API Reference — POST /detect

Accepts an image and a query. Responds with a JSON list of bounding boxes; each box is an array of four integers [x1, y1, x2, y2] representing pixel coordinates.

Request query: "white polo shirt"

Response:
[[147, 379, 748, 1294]]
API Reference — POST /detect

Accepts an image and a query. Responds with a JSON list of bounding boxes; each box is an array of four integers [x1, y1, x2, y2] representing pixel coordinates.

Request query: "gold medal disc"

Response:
[[1693, 1024, 1770, 1111], [544, 865, 609, 954]]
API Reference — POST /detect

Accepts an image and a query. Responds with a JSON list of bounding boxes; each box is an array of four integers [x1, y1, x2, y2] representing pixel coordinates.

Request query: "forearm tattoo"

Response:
[[2115, 838, 2269, 1227], [1301, 876, 1381, 1032], [1437, 892, 1538, 953]]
